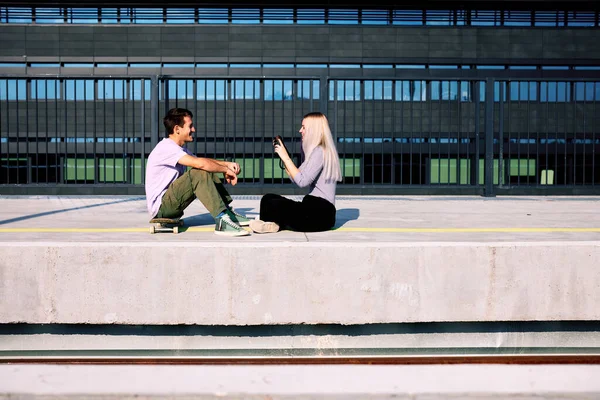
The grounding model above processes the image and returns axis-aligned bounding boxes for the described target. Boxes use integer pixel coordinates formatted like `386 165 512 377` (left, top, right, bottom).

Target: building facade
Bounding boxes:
1 1 599 194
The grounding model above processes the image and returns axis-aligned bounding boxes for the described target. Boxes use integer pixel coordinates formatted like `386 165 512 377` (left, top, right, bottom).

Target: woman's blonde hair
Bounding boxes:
301 112 342 182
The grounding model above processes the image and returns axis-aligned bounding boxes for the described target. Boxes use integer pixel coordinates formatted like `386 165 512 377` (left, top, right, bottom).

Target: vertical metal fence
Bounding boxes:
1 74 599 195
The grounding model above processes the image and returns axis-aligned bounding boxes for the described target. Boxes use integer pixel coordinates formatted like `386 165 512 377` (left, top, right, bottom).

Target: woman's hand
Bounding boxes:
274 139 290 162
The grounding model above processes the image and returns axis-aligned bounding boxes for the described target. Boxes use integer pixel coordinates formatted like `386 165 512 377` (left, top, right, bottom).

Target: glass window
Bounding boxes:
198 8 228 23
392 10 423 25
133 8 162 24
196 80 227 100
329 9 358 24
574 82 600 101
264 80 293 100
98 80 125 99
362 9 389 25
131 79 151 100
65 80 94 100
396 64 426 69
168 80 194 99
540 82 571 102
396 81 426 101
232 8 259 24
232 80 260 100
167 8 194 24
471 10 500 26
7 7 32 23
426 10 453 26
36 8 64 24
509 81 537 101
0 79 26 100
504 11 532 26
567 11 596 27
329 80 360 101
31 79 60 99
263 9 293 24
297 9 324 24
431 81 460 100
69 8 98 23
534 11 562 27
364 80 393 100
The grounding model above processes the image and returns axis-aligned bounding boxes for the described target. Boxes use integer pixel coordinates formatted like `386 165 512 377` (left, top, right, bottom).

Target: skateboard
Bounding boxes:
149 217 184 234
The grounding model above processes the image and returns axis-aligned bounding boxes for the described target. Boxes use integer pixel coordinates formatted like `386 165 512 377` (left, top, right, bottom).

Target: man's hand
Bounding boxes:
226 162 241 175
224 168 238 186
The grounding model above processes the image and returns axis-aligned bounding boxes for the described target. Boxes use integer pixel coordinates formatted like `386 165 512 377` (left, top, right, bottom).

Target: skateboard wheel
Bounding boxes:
150 226 156 234
173 226 179 234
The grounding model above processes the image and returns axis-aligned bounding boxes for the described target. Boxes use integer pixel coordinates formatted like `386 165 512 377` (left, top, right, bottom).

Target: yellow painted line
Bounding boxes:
335 227 600 233
0 227 599 234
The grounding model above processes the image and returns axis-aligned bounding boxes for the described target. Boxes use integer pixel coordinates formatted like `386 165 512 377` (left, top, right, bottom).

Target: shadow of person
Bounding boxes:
333 208 360 229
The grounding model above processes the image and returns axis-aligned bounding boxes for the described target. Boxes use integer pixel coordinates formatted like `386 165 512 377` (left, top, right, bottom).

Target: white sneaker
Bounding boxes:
249 219 280 234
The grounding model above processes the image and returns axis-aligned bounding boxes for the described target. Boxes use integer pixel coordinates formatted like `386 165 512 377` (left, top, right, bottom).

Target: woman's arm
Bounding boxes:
274 139 299 179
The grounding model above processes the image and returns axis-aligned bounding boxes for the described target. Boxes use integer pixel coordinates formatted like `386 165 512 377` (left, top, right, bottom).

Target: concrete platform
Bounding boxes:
0 195 599 325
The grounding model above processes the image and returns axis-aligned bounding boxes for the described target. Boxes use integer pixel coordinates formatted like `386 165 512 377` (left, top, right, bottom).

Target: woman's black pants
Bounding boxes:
259 194 336 232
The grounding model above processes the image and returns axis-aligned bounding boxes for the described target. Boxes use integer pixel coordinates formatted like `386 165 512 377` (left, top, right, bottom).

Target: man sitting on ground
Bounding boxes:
145 107 250 237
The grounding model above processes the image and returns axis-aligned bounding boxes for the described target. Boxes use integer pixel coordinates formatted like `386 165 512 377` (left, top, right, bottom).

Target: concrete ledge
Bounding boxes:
1 241 599 325
1 365 600 399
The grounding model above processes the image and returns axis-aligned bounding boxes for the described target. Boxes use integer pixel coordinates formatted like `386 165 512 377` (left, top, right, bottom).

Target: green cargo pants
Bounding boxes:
156 169 231 219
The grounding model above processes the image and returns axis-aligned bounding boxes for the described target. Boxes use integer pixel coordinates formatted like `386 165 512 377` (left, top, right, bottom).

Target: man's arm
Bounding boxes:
178 154 240 185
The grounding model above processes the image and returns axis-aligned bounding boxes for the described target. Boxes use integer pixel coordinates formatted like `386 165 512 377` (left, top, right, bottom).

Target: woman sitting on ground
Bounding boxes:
250 112 342 234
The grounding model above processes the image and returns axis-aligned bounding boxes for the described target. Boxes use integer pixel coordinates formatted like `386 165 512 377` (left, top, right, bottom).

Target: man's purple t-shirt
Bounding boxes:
145 138 192 218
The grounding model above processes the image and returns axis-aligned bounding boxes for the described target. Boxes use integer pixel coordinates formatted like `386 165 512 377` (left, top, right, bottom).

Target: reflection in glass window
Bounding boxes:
99 80 125 99
264 80 293 100
396 81 426 101
329 80 360 101
329 9 358 24
574 82 600 101
31 80 60 99
68 8 98 24
364 81 393 100
167 8 194 24
362 9 389 25
534 11 563 26
431 81 461 100
297 9 324 24
168 80 194 99
232 8 259 24
568 11 596 27
134 8 162 24
6 7 32 23
0 79 26 100
232 80 260 99
263 9 293 24
540 82 571 102
196 80 227 100
198 8 228 23
36 8 64 24
426 10 453 26
509 81 537 101
131 80 151 100
471 10 500 26
504 11 532 26
297 80 319 100
65 80 94 100
392 10 423 25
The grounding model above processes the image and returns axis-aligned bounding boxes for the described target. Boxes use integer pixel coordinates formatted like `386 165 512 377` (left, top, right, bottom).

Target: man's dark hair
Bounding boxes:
163 108 193 137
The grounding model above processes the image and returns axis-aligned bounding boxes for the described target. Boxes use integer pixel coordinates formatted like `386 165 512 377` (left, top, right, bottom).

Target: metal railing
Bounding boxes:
1 73 599 195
